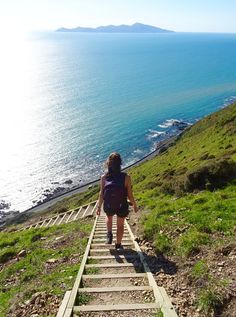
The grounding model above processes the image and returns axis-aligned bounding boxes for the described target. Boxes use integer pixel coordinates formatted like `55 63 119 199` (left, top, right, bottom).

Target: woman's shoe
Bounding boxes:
115 243 124 250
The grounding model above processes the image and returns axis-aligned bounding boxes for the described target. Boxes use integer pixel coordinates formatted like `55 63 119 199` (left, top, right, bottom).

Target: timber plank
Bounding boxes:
87 255 139 260
74 303 159 312
82 273 146 279
85 263 138 268
78 286 152 293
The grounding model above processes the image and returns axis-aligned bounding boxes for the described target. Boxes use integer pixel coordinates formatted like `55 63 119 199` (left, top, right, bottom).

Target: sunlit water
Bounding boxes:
0 32 236 212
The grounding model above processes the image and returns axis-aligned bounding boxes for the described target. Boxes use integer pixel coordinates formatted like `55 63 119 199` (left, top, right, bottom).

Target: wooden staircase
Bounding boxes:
57 214 178 317
21 201 98 231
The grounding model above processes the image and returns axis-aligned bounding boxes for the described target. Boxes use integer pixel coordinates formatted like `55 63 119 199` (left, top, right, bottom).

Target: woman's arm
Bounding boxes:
125 174 138 213
96 176 105 215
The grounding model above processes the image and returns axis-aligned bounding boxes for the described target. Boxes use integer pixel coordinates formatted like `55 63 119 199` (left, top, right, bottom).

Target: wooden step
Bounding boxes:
73 207 84 221
74 303 159 312
59 212 71 224
95 227 120 230
92 238 132 242
92 236 130 240
51 215 61 226
82 273 146 279
87 255 139 260
91 242 133 248
89 249 136 255
95 229 129 232
81 205 92 218
85 263 139 269
79 285 152 293
93 231 130 238
46 217 55 227
66 210 76 223
86 202 98 217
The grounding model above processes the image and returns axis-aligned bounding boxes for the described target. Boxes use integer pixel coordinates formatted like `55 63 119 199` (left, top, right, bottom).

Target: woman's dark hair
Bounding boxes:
106 152 122 176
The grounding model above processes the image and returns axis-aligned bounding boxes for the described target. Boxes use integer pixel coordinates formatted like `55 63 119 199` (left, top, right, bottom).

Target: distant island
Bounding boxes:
56 22 174 33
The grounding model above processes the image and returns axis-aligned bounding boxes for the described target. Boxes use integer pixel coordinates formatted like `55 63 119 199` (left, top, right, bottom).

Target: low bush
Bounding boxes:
184 158 236 191
0 249 17 264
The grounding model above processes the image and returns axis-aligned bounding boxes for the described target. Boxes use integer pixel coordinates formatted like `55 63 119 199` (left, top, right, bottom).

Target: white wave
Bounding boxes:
223 96 236 108
158 119 181 128
147 129 165 139
158 118 191 129
132 148 144 155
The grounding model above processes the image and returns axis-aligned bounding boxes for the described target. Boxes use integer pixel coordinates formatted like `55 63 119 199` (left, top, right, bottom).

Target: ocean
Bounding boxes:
0 32 236 213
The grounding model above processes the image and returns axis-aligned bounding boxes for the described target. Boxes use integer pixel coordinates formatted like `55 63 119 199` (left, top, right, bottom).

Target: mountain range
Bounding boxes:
56 22 174 33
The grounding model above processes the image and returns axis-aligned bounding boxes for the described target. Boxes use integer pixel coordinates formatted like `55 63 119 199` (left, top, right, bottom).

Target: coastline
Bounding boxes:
20 131 183 216
0 119 190 229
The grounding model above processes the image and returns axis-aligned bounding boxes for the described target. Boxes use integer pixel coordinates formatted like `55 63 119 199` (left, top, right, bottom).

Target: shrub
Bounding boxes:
144 180 160 190
193 197 207 204
160 182 175 195
184 158 236 191
0 249 17 264
0 238 19 248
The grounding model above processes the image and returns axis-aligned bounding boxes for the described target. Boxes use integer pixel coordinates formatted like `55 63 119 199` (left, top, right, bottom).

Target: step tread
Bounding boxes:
78 286 152 293
74 303 159 312
82 273 146 279
90 248 136 252
91 242 133 247
85 263 139 268
88 255 139 260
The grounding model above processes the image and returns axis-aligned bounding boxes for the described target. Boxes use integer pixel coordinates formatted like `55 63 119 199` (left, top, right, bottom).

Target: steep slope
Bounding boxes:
128 103 236 316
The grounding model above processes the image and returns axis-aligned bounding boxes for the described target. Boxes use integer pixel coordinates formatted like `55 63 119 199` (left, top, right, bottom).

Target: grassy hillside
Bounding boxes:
128 103 236 316
130 103 236 252
0 220 92 317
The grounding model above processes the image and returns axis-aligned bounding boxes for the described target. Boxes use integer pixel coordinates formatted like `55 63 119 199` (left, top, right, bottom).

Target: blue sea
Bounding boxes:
0 32 236 212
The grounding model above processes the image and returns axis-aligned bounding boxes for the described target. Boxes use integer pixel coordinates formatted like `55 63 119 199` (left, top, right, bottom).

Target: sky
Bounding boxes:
0 0 236 34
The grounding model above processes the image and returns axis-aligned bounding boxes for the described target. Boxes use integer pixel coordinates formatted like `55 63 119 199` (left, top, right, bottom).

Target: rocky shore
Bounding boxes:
0 200 19 228
1 119 191 228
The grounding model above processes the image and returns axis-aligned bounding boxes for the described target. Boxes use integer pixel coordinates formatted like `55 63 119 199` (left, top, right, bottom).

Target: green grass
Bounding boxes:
0 220 92 317
198 287 224 315
153 311 164 317
190 260 229 316
191 260 209 280
140 183 236 256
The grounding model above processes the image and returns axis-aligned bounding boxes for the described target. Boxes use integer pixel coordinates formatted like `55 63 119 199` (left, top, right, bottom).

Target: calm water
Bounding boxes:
0 32 236 212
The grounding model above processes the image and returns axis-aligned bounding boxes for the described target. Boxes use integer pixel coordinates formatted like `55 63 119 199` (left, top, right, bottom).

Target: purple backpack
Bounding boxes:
103 172 127 212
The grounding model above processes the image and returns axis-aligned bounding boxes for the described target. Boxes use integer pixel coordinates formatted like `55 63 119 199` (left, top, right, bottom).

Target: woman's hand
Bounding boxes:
96 206 101 216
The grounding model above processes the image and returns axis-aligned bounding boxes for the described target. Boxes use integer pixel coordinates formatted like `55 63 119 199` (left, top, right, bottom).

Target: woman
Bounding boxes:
96 152 138 249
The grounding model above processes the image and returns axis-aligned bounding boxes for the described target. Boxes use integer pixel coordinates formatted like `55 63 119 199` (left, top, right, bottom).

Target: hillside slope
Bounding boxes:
128 103 236 316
